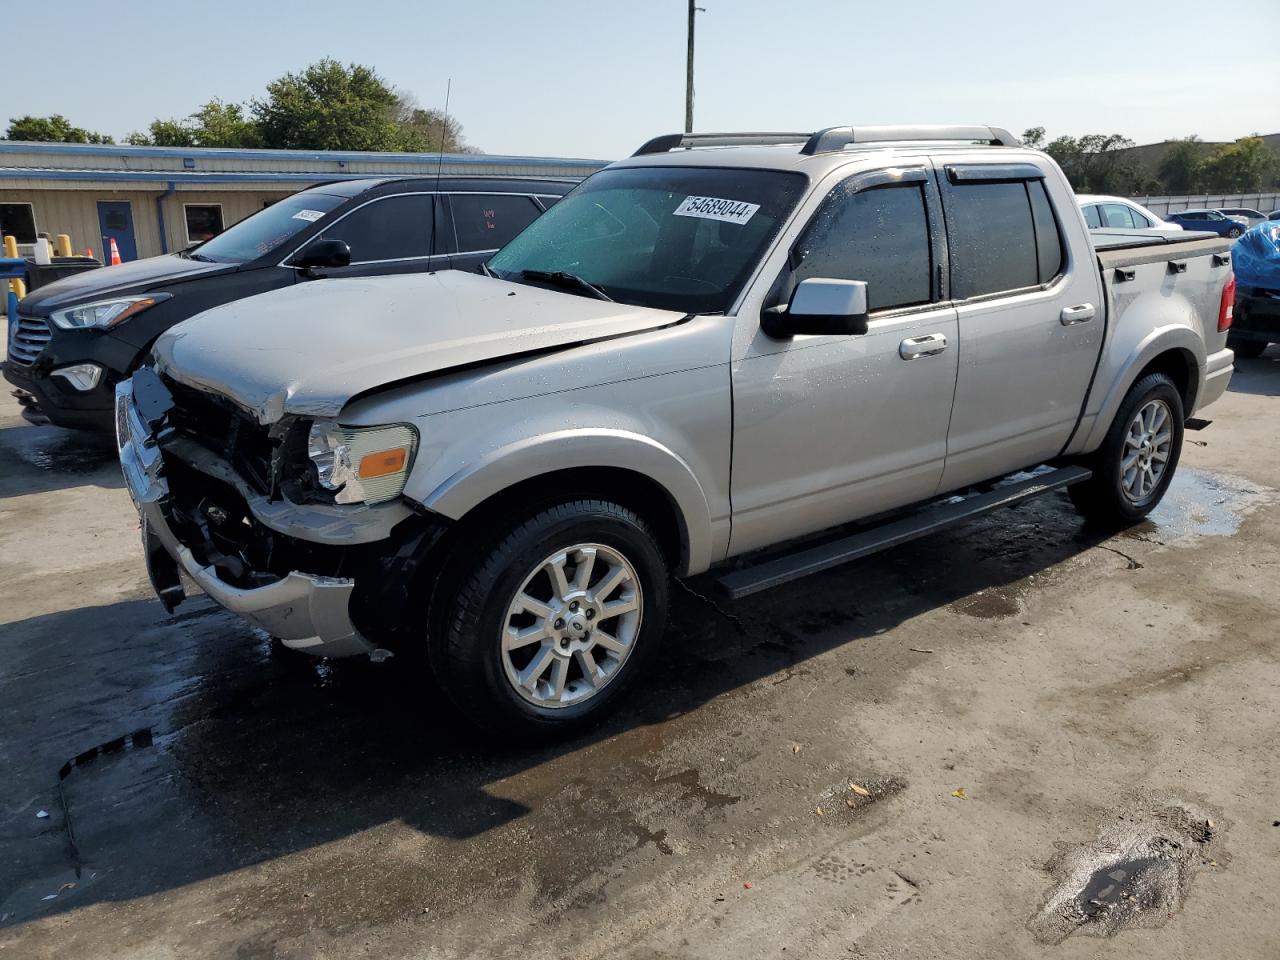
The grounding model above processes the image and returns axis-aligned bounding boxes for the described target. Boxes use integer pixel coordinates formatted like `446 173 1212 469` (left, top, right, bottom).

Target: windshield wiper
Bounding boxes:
186 252 215 262
519 269 613 302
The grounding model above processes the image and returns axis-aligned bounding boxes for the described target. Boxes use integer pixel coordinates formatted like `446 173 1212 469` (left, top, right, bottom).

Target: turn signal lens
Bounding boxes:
358 448 408 479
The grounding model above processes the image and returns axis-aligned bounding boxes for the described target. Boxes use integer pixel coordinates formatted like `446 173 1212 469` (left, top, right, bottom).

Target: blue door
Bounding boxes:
96 201 138 262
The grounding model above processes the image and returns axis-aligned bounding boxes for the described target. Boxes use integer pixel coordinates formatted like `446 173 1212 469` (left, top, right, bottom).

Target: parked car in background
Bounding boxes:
1078 195 1182 234
1220 208 1268 227
116 124 1236 734
1268 210 1280 221
1165 209 1247 238
4 176 574 431
1229 220 1280 358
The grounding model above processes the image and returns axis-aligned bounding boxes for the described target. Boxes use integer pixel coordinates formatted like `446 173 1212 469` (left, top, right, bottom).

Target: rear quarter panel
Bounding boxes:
1068 238 1232 454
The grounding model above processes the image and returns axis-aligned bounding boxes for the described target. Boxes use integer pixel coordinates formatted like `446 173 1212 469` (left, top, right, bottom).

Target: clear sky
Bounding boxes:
6 0 1278 159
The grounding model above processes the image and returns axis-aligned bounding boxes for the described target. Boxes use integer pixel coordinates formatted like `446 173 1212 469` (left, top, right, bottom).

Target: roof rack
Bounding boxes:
631 125 1020 157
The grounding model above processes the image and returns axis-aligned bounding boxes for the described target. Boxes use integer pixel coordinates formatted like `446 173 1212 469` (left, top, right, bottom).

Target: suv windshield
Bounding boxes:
488 166 807 313
190 192 345 263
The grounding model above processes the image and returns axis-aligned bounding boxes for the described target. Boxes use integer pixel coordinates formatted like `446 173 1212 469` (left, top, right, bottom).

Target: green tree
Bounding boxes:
1042 133 1138 193
252 59 403 150
392 95 478 153
1156 136 1205 194
1021 126 1046 150
1196 137 1278 192
127 118 197 147
190 100 261 148
5 114 113 144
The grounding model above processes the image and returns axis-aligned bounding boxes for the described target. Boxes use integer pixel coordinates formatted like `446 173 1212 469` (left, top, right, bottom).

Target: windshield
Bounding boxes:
488 166 807 313
191 192 345 263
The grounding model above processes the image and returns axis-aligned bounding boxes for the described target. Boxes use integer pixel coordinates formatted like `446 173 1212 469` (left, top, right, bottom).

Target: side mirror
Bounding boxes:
763 278 869 338
291 238 351 271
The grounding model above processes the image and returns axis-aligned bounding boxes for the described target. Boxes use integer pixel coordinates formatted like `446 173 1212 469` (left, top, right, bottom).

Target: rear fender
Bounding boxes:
1074 325 1202 453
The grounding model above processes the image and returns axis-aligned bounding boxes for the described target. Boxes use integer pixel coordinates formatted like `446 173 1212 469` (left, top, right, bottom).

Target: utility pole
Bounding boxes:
685 1 705 133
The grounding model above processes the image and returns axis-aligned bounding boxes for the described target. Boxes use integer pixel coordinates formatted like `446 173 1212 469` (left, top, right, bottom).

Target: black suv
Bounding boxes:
4 176 574 431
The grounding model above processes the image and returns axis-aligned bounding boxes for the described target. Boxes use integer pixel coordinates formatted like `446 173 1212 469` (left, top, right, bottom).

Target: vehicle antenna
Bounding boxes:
434 78 451 197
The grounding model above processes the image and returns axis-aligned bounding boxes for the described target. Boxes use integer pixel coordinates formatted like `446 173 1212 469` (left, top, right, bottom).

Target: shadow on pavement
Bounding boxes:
1227 345 1280 397
0 489 1124 929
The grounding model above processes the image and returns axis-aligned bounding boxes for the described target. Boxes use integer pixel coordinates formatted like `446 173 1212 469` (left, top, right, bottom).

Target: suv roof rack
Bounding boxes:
632 125 1020 157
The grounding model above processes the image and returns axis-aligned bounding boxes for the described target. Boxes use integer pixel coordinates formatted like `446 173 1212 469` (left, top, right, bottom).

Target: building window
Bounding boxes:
0 203 38 243
184 204 225 244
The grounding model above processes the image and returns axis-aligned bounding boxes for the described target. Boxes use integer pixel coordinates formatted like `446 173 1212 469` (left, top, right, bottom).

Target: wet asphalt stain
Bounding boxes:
1139 468 1271 542
814 776 908 822
6 427 118 475
654 768 741 810
1028 793 1225 944
951 588 1021 620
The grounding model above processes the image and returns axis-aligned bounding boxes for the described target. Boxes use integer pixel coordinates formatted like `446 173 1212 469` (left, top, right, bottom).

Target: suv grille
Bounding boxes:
7 315 51 366
162 377 277 494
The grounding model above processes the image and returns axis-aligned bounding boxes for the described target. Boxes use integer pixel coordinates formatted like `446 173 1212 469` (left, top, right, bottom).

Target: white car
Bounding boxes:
1220 208 1268 227
1078 195 1183 234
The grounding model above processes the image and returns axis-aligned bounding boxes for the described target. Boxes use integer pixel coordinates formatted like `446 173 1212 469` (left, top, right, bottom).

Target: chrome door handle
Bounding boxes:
1060 303 1096 325
899 333 948 360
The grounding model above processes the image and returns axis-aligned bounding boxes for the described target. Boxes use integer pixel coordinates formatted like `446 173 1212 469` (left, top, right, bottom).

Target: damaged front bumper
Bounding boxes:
116 374 436 659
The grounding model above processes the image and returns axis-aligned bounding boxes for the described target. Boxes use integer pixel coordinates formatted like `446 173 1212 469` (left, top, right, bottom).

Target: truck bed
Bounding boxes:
1089 229 1223 256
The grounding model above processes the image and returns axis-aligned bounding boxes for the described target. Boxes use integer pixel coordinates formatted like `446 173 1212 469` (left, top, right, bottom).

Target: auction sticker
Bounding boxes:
674 196 760 225
291 209 327 222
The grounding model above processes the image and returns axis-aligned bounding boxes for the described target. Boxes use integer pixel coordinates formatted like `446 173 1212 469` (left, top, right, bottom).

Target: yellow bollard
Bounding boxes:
56 234 73 258
2 235 16 258
10 277 27 299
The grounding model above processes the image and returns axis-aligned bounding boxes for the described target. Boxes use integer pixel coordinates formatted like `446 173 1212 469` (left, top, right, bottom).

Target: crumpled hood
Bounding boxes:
1233 221 1280 289
153 270 685 423
21 254 232 313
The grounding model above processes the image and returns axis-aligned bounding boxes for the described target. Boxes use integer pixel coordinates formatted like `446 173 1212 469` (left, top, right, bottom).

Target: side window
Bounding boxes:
1082 204 1103 229
946 181 1040 298
793 182 932 312
451 194 542 252
1129 207 1152 228
536 195 562 210
1027 181 1064 282
1101 203 1137 229
323 194 434 263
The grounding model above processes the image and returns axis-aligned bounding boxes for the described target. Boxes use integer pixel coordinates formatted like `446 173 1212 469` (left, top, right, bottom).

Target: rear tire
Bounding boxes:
1226 226 1243 239
1069 372 1184 525
429 498 669 737
1228 337 1268 360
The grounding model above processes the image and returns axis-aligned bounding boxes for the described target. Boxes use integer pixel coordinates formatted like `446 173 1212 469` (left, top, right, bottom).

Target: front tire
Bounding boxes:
1226 226 1243 239
1069 372 1184 525
430 499 669 736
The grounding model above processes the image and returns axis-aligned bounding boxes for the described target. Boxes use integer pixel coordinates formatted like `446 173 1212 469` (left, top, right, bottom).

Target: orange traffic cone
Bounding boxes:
84 248 93 258
108 237 122 265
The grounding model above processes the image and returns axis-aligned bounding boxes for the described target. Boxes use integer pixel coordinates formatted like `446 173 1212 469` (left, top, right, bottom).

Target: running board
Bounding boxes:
717 465 1093 600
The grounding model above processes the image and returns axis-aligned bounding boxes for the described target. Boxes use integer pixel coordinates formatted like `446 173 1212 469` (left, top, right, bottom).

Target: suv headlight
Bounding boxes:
49 294 171 330
307 421 418 505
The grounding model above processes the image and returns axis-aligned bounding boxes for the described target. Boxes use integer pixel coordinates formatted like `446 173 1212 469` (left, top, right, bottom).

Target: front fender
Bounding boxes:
1076 324 1203 453
418 428 718 575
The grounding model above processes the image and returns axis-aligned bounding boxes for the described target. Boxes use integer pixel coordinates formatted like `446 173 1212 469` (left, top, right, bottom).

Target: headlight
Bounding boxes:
307 421 418 505
49 294 171 330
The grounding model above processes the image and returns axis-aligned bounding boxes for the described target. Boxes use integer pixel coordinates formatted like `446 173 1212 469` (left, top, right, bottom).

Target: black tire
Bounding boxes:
1228 337 1268 360
429 499 669 737
1069 372 1184 525
1226 226 1243 239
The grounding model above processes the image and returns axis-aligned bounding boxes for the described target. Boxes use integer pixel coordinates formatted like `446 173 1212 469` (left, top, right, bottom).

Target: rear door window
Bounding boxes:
450 194 543 253
792 182 933 312
1082 204 1103 229
322 193 434 263
943 177 1064 298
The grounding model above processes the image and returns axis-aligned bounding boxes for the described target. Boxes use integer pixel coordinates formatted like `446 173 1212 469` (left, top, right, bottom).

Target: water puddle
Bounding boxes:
5 425 118 475
1135 468 1271 543
1028 793 1224 943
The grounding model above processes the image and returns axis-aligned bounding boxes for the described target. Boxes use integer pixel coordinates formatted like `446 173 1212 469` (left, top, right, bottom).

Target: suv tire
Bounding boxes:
1069 372 1184 524
1227 336 1268 360
430 499 669 736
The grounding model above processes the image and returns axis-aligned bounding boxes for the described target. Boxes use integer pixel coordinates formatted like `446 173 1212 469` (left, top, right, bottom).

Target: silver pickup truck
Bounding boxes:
116 125 1237 734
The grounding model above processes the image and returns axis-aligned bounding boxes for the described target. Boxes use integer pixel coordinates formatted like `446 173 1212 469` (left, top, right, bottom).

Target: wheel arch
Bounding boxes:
417 429 718 575
1079 329 1202 453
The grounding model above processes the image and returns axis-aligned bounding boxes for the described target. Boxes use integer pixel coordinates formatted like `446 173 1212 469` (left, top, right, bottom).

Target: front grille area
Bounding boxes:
162 376 277 494
7 314 50 366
